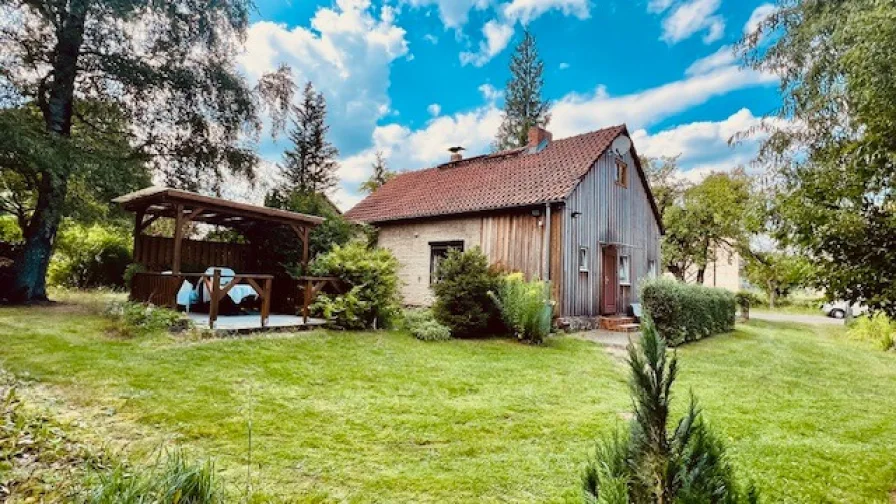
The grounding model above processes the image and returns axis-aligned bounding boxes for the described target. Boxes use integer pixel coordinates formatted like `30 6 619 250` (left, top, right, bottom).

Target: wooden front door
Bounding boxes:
601 246 618 315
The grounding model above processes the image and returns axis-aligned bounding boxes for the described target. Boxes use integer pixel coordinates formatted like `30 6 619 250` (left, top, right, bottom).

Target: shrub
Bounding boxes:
431 247 501 338
641 278 735 346
735 290 759 320
403 309 452 342
848 313 896 351
581 320 758 503
88 450 223 504
489 273 553 344
310 242 401 330
105 301 191 337
49 222 132 289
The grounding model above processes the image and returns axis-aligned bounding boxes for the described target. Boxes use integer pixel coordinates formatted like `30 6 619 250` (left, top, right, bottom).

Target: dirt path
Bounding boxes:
751 311 845 326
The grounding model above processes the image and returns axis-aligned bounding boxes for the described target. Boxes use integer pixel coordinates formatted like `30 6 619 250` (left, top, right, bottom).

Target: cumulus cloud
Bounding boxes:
459 20 514 67
401 0 491 30
478 83 504 103
427 103 442 116
652 0 726 44
237 0 408 155
502 0 590 25
685 45 736 76
744 3 777 35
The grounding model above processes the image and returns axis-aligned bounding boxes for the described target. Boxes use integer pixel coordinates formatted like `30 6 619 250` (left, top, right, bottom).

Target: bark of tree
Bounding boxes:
10 0 87 302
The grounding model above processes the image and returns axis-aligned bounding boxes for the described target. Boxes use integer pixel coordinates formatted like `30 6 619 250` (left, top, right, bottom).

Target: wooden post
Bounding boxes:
133 208 144 267
172 204 184 274
261 278 272 328
302 227 310 270
303 279 311 324
209 269 220 329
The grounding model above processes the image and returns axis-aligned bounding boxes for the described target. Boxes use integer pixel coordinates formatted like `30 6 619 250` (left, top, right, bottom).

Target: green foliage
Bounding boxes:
744 252 814 308
360 151 396 194
123 263 147 289
641 278 736 346
260 190 354 271
48 223 132 289
105 301 191 337
582 321 758 504
735 291 763 310
661 171 755 282
310 242 402 330
489 273 553 344
493 29 551 151
279 82 339 195
431 247 502 338
87 451 223 504
739 0 896 318
0 215 23 242
403 309 452 342
848 313 896 352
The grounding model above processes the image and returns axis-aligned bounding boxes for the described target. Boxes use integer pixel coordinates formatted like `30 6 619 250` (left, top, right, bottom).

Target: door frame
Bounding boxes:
601 245 618 315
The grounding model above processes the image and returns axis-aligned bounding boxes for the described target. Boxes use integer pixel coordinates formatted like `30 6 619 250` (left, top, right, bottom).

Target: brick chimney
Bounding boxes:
528 126 552 150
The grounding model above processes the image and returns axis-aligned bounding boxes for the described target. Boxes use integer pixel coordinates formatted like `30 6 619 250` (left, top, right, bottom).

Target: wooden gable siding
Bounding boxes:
478 208 563 311
559 148 661 316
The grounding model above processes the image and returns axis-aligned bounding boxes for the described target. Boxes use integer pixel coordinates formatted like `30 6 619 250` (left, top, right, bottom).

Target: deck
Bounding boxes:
186 312 327 332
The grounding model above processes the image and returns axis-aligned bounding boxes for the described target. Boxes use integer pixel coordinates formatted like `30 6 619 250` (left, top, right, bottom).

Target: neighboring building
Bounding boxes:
345 125 663 319
677 243 745 292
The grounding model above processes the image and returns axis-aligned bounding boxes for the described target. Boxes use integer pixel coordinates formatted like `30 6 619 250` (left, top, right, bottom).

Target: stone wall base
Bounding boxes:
555 316 600 332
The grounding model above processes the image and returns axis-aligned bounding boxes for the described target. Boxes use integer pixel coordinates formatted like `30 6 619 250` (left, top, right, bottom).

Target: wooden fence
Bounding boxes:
134 235 252 272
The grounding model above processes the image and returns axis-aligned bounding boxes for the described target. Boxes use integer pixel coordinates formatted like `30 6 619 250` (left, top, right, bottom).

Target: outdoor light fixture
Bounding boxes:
571 211 582 218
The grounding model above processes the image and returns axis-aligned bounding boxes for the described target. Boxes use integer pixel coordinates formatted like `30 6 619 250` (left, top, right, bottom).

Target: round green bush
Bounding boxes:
431 247 502 338
48 223 132 288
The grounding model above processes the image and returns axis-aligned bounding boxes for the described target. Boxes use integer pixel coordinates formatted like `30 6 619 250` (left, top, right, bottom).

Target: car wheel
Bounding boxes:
830 309 845 319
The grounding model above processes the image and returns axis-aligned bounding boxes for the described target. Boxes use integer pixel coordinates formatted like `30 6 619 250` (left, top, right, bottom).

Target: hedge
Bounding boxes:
641 278 736 346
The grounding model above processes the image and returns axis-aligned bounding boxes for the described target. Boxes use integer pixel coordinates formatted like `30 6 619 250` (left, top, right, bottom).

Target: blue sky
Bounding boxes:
230 0 781 210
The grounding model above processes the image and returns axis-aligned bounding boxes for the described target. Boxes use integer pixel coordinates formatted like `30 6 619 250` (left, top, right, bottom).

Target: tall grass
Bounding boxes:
87 450 223 504
489 273 553 344
848 313 896 351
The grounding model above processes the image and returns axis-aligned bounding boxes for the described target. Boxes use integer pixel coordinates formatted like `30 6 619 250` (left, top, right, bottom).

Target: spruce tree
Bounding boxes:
280 82 339 195
360 151 396 194
494 30 551 151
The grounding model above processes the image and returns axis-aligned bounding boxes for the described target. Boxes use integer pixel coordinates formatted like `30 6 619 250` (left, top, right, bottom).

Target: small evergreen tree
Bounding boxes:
494 30 551 151
280 82 339 195
582 320 758 503
360 151 396 194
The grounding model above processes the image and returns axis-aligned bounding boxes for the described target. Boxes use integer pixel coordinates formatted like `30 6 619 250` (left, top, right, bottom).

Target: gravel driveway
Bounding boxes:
750 311 845 326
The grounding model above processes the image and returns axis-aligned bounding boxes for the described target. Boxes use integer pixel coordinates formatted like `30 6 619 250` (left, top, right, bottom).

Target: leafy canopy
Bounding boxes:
739 0 896 316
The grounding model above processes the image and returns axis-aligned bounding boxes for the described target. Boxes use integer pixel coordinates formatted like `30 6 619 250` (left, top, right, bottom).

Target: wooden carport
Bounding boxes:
113 187 340 329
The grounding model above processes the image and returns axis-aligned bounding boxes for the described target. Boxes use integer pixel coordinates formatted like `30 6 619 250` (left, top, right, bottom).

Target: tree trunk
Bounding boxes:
768 281 777 309
695 266 706 285
10 0 87 303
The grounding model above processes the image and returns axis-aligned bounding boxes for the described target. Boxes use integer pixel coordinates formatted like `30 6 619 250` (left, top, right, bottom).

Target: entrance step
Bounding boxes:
599 316 639 333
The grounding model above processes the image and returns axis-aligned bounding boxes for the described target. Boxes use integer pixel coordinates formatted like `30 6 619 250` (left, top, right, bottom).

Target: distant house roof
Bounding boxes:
345 125 662 228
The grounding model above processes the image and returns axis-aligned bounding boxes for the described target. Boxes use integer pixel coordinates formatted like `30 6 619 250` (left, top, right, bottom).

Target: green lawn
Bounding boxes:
1 302 895 503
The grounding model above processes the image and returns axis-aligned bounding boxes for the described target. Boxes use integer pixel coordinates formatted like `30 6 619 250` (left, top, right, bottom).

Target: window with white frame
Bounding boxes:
619 255 631 285
579 247 589 272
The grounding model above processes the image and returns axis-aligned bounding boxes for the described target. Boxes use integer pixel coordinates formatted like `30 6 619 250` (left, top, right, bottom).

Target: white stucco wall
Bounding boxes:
377 217 483 305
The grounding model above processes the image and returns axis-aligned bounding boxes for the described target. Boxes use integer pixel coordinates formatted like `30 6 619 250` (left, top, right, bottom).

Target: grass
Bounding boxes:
1 299 895 502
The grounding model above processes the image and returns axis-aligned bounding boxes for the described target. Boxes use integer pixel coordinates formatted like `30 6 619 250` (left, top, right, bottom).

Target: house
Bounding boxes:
689 243 744 292
345 125 663 322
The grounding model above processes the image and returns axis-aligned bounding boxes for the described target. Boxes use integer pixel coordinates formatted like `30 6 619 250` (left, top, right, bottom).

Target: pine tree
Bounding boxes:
360 151 396 194
494 30 551 151
280 82 339 194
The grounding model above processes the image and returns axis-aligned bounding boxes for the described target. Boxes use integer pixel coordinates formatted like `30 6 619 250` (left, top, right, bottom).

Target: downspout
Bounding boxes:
543 203 551 281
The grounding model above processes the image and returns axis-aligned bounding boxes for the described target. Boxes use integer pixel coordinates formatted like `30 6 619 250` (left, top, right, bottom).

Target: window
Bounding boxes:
648 260 657 279
619 255 631 285
579 247 590 272
429 241 464 284
615 159 628 187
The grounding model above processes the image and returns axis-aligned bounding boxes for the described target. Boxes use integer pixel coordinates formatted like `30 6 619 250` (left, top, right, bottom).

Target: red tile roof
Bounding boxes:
345 125 661 227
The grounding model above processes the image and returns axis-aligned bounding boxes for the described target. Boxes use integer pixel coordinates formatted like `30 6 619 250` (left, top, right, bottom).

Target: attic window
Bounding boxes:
615 159 628 188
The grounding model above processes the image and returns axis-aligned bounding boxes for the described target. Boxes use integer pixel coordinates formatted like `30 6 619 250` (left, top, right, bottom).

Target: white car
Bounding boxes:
821 301 868 319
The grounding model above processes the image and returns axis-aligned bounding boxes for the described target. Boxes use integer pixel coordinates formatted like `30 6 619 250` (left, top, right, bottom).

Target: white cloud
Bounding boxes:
653 0 726 45
427 103 442 116
549 64 776 137
685 45 736 76
559 62 571 70
744 3 777 35
459 20 514 67
478 83 504 103
237 0 408 155
502 0 590 25
401 0 491 30
423 33 439 44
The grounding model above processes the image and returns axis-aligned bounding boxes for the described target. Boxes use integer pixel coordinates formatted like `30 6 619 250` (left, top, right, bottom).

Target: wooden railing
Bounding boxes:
131 271 342 328
131 271 273 329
